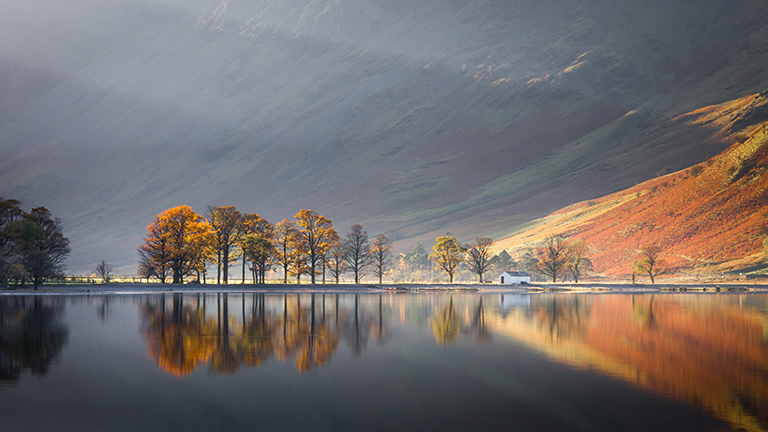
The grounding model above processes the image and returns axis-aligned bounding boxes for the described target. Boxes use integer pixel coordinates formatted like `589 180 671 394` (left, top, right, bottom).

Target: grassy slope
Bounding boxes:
492 91 768 276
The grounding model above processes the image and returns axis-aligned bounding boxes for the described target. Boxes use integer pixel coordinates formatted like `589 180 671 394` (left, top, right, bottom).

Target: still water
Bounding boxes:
1 292 766 431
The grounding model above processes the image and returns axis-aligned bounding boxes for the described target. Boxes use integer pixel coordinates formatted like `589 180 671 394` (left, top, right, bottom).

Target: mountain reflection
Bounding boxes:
0 297 69 385
489 294 768 432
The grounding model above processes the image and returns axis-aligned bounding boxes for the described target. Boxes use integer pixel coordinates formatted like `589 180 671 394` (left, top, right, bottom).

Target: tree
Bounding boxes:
241 234 274 284
0 199 23 287
327 240 347 284
404 241 429 274
465 237 495 283
274 219 299 284
496 249 514 270
294 210 337 284
536 235 568 283
139 206 210 284
343 224 371 284
240 214 273 284
429 234 464 283
137 250 159 283
207 206 244 284
95 260 114 283
370 234 392 284
4 207 71 289
633 245 666 283
566 239 592 283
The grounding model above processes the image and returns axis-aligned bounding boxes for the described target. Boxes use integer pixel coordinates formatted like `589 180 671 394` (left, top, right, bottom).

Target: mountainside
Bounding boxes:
2 0 768 273
492 91 768 277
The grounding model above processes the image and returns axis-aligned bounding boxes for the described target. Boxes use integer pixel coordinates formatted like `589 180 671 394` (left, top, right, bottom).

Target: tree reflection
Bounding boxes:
430 297 461 345
0 297 69 384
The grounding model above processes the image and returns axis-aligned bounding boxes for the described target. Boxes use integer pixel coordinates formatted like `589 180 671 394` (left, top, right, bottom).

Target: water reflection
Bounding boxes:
490 294 768 432
0 297 69 385
1 292 767 431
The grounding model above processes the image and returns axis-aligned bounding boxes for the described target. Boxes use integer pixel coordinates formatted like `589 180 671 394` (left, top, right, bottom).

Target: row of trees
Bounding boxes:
136 205 675 285
138 206 394 284
0 199 71 289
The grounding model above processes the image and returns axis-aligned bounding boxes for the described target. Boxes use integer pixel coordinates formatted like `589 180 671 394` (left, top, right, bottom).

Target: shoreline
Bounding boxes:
2 282 767 295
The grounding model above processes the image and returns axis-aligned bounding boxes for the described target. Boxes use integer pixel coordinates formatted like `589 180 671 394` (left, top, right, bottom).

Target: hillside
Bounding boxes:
492 91 768 277
2 0 768 273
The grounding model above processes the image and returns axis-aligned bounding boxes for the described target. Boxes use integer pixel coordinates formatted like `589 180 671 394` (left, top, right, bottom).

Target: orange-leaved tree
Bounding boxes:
239 213 273 284
139 205 211 284
273 219 299 283
294 209 337 284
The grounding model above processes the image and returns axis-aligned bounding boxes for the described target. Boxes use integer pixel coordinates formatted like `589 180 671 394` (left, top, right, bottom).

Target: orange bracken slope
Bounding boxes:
493 91 768 276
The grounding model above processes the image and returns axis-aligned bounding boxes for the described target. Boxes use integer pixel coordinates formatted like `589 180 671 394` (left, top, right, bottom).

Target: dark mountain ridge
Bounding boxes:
2 0 768 273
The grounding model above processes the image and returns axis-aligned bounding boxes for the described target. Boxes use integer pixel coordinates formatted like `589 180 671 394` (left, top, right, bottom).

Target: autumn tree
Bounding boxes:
343 224 371 284
294 210 337 284
240 214 273 284
633 245 666 283
95 260 114 283
465 237 495 283
566 239 592 283
429 234 464 283
326 240 347 284
274 219 299 283
241 234 274 284
207 206 245 284
370 234 392 284
139 206 210 284
536 235 568 283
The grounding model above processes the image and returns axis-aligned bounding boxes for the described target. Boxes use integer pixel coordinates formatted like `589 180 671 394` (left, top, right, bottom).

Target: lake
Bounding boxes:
0 291 766 431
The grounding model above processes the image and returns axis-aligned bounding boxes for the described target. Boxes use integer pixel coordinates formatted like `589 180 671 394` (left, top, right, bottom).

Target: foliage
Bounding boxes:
274 219 300 283
240 214 274 284
0 200 70 289
294 209 337 284
429 234 464 283
404 242 429 272
138 206 211 284
207 206 245 284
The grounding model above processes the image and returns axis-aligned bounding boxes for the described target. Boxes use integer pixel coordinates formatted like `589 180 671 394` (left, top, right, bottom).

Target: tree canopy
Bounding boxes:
429 234 464 283
0 199 70 289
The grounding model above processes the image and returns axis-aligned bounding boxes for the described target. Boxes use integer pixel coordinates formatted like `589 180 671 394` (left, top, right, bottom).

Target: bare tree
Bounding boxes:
343 224 371 284
327 241 347 284
633 245 666 283
465 237 495 283
536 235 568 282
370 234 392 284
566 239 591 283
95 260 114 283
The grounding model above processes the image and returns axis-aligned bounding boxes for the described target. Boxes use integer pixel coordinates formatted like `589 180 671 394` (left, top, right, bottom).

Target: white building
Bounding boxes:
498 271 531 285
